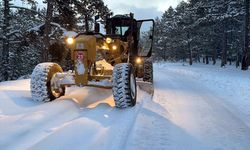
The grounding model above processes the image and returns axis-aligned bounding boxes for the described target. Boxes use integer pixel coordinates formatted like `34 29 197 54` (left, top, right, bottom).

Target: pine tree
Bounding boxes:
10 5 43 79
153 17 164 61
154 0 246 68
242 0 249 70
43 0 53 61
54 0 76 30
2 0 11 80
0 3 3 68
74 0 112 32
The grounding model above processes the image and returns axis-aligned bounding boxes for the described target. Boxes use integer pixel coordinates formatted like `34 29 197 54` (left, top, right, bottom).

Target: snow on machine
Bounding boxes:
30 13 154 108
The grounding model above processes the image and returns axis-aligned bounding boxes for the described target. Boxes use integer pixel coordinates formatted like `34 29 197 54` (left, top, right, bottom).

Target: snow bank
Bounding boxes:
0 78 151 150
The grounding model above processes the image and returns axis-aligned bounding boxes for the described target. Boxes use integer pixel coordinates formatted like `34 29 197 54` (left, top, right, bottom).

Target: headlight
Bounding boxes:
136 57 142 64
106 37 112 44
112 45 117 50
66 37 74 45
102 45 108 50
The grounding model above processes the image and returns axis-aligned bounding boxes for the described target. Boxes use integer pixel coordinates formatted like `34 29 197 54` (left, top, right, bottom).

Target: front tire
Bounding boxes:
112 63 137 108
30 63 65 102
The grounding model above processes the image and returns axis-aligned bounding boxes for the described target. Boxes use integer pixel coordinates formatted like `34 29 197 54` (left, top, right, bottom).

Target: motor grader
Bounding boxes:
30 13 154 108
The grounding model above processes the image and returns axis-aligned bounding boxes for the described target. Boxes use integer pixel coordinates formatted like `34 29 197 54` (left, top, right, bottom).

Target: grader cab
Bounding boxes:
30 13 154 108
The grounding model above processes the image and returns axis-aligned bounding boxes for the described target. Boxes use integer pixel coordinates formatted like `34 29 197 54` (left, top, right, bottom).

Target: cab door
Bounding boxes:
137 19 155 57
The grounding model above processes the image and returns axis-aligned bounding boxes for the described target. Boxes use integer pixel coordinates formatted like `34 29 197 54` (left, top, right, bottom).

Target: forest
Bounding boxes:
153 0 249 69
0 0 249 81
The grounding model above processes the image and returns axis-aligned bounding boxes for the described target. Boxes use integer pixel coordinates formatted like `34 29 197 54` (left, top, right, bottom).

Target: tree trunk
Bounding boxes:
187 31 192 65
236 49 240 68
2 0 10 80
85 15 89 32
221 22 227 67
212 48 217 65
242 0 249 70
205 55 209 64
197 56 200 63
43 0 53 62
197 50 201 63
164 49 167 61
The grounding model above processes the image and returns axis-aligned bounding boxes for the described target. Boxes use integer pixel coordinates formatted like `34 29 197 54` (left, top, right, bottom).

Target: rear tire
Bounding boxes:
143 60 153 83
30 63 65 102
112 63 137 108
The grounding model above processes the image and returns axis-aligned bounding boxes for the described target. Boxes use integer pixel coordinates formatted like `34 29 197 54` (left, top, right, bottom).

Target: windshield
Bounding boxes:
114 26 129 36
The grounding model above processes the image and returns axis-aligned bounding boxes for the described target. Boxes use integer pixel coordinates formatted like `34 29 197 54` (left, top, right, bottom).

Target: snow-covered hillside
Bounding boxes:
0 63 250 150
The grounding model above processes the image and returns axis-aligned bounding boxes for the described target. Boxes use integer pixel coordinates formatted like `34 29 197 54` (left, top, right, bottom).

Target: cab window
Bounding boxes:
114 26 129 36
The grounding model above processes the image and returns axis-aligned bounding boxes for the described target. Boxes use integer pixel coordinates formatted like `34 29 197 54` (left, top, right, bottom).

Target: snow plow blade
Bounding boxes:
137 81 154 95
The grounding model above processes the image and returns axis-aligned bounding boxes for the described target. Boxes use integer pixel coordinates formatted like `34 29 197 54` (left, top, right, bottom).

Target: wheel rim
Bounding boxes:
50 74 63 98
51 86 63 98
130 73 136 99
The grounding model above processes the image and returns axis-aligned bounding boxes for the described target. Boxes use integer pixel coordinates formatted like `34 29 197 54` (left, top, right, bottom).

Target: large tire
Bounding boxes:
143 60 153 83
30 63 65 102
112 63 137 108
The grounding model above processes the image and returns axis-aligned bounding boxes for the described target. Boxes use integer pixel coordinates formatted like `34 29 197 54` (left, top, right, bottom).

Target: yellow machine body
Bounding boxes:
68 34 128 87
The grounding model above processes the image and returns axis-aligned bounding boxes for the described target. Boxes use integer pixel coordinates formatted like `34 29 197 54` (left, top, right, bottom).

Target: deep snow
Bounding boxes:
0 62 250 150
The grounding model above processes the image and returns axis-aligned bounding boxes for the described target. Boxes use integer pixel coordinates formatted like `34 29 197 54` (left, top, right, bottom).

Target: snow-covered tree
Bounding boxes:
154 0 247 68
242 0 249 70
0 3 3 66
1 0 11 80
54 0 76 30
74 0 112 32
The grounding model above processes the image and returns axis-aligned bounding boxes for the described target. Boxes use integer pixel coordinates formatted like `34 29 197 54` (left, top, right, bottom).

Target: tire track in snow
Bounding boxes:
126 68 209 150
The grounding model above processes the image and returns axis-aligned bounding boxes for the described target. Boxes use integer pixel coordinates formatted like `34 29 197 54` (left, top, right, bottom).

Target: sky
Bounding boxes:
103 0 185 19
13 0 185 20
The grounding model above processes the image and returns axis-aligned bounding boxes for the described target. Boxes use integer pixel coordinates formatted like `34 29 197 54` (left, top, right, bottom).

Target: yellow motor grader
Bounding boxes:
30 13 154 108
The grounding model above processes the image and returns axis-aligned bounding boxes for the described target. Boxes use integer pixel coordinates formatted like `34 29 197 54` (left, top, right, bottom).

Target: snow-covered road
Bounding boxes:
127 63 250 150
0 80 151 150
1 63 250 150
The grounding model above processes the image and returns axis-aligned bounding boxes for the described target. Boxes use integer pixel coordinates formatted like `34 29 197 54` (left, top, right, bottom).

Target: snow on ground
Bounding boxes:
155 62 250 126
0 62 250 150
0 79 151 150
126 62 250 150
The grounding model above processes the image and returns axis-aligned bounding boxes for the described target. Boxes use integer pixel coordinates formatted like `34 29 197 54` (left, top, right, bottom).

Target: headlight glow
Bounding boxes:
136 57 142 64
66 37 74 45
112 45 117 50
106 37 112 44
102 45 108 49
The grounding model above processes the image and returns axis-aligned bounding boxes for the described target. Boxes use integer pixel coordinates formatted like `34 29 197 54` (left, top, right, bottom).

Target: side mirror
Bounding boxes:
136 19 155 57
95 23 100 33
